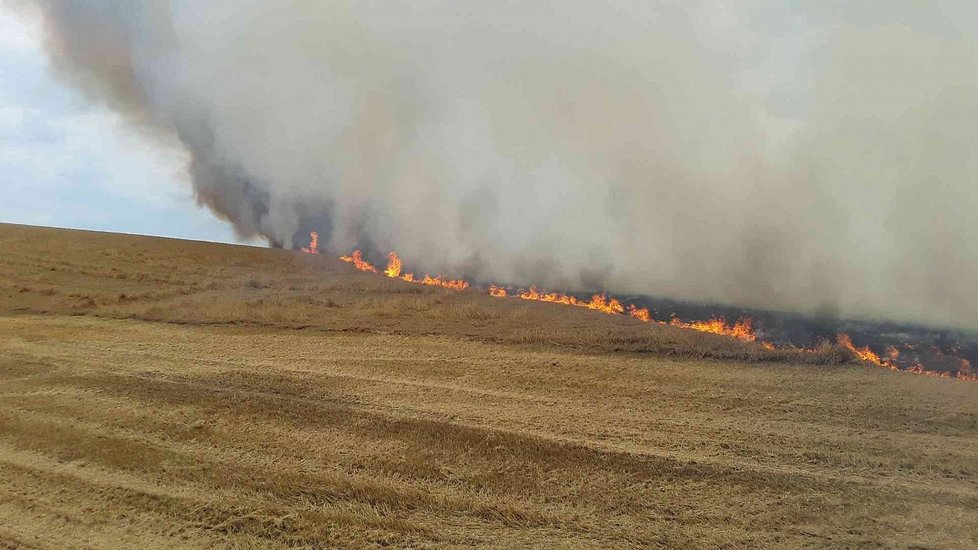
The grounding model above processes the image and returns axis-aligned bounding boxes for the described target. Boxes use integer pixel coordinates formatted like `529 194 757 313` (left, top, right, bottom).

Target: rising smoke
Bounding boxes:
11 1 978 330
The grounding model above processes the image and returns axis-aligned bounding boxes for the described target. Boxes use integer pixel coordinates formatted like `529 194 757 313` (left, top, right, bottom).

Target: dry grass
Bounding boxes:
1 223 977 549
0 224 848 364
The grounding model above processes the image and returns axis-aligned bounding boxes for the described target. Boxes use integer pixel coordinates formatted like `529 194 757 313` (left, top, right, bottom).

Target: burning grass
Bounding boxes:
305 234 975 379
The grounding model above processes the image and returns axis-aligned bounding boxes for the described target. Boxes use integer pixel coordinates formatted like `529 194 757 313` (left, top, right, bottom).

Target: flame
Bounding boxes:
339 249 377 273
384 252 418 282
627 304 651 322
300 231 319 254
670 316 757 342
420 274 469 291
489 285 508 297
836 333 900 370
837 333 883 365
518 287 581 306
517 287 757 341
385 252 402 278
337 247 464 289
381 250 467 288
836 334 977 379
516 286 625 315
587 294 625 315
303 231 975 382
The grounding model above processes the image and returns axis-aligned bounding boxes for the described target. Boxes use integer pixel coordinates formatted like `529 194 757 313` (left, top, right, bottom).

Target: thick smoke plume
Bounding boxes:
12 1 978 330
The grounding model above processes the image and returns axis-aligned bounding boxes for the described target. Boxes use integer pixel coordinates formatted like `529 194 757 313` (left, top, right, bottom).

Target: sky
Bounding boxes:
0 5 244 243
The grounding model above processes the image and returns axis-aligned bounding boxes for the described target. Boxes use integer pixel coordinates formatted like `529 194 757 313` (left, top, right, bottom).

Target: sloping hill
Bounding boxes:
1 223 976 549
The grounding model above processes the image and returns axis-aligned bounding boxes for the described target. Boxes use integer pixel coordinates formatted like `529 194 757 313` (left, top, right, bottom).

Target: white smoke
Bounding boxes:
11 0 978 330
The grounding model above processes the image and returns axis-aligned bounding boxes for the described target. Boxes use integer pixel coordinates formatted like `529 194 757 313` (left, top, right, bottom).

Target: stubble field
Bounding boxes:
1 223 976 549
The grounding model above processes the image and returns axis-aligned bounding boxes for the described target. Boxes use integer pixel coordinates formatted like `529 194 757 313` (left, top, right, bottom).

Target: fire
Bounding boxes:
627 304 651 322
836 334 883 365
516 286 625 315
383 252 418 282
835 334 978 379
837 333 883 365
300 230 975 382
836 334 901 371
301 231 319 254
341 247 467 290
505 280 756 345
588 294 625 315
339 249 377 273
517 286 582 306
489 285 508 297
670 316 757 342
420 274 469 291
385 252 402 278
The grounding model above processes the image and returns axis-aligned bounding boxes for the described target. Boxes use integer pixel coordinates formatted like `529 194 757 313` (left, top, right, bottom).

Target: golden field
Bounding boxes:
0 222 976 549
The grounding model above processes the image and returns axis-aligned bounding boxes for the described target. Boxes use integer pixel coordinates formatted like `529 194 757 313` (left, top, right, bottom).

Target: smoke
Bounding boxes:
12 0 978 330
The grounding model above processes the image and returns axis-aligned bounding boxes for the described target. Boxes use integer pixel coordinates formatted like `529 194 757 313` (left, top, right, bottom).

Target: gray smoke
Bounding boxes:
11 0 978 330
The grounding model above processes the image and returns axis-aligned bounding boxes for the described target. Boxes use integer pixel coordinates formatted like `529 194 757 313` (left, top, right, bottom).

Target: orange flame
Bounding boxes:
385 252 402 278
627 304 651 322
344 247 465 289
489 285 508 297
519 287 581 307
300 231 319 254
420 274 469 291
311 231 976 382
836 333 899 371
670 316 757 342
837 334 883 365
836 334 977 379
516 286 757 340
586 294 625 315
339 249 377 273
386 252 417 281
516 286 628 316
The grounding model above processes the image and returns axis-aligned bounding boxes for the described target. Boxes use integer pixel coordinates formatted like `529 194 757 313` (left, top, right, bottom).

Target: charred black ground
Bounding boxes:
624 294 977 376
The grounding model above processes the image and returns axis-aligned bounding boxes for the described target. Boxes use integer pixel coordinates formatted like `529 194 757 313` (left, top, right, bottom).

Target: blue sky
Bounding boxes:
0 6 246 244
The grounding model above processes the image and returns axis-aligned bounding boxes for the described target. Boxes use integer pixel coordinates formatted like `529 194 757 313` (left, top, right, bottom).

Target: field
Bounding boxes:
1 222 977 549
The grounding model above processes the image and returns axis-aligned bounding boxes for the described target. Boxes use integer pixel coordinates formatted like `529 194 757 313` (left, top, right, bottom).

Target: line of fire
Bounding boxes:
301 231 976 382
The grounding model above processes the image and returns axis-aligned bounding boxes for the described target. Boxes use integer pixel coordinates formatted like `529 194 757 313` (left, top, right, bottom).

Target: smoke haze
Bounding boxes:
11 0 978 330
